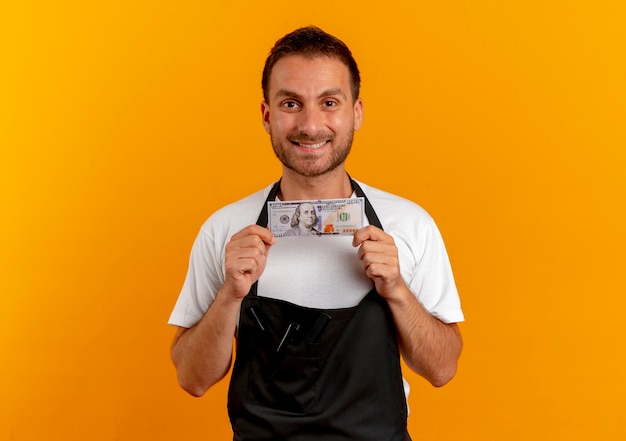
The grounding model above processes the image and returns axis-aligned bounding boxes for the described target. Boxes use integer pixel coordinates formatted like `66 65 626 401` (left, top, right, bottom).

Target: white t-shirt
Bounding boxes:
169 180 464 328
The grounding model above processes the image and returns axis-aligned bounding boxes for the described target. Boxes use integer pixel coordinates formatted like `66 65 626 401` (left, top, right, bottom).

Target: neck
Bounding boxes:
279 167 352 200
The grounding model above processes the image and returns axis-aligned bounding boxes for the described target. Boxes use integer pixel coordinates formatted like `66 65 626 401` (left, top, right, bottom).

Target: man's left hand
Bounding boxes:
353 225 406 300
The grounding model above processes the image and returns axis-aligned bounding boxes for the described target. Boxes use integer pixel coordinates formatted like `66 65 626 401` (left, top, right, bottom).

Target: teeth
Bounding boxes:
298 141 327 149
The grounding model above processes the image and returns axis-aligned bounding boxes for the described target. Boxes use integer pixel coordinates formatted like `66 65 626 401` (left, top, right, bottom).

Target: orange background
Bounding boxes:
2 1 625 440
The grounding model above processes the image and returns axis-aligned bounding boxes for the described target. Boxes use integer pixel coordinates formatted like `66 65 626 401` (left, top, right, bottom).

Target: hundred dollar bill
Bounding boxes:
268 197 364 237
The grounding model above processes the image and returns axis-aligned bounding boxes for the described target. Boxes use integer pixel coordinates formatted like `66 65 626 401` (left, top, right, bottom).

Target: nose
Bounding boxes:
297 106 323 135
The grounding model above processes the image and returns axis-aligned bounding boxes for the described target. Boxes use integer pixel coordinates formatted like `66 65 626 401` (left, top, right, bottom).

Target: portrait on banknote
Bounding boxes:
283 202 320 236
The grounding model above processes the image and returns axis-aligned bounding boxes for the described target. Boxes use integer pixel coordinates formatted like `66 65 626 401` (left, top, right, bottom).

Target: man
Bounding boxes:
283 202 320 236
169 26 463 440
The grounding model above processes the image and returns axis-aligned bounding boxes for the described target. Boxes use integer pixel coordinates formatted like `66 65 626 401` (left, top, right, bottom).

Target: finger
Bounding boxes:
360 248 399 269
364 260 401 283
228 230 275 260
225 242 264 277
252 225 276 246
352 225 384 247
356 238 391 258
231 224 276 246
229 234 268 252
364 261 386 279
227 245 265 263
225 247 269 280
228 255 264 275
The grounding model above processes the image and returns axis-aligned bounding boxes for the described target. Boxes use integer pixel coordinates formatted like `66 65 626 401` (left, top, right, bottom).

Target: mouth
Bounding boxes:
290 139 330 150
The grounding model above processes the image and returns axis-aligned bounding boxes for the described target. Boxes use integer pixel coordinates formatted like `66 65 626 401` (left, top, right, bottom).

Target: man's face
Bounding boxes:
261 55 363 178
298 203 316 228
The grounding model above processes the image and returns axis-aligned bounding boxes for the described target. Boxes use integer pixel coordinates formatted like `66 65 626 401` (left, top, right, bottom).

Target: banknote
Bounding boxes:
268 198 364 237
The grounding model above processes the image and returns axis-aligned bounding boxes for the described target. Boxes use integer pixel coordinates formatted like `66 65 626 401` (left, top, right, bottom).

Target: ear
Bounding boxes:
261 101 271 134
353 98 364 131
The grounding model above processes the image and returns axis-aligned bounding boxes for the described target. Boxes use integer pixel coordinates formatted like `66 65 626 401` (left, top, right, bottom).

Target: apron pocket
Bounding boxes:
245 329 320 414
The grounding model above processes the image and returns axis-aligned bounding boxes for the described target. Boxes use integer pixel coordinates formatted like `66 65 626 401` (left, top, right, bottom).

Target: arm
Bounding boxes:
171 225 275 397
353 226 462 387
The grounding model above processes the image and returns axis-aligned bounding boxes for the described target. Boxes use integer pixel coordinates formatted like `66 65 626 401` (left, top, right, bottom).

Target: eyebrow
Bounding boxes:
274 87 347 100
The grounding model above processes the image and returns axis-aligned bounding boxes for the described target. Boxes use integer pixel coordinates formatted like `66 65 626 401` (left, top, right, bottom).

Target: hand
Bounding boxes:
223 225 275 299
353 225 406 300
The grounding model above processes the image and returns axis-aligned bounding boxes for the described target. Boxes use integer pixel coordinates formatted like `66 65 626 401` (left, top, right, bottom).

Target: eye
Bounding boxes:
281 100 300 110
323 100 337 107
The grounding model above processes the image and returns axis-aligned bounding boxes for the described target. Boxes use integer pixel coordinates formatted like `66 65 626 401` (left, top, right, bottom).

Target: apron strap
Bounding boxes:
348 175 383 231
255 179 282 228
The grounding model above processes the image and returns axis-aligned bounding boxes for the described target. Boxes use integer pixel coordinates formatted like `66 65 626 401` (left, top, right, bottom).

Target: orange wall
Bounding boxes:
2 1 625 440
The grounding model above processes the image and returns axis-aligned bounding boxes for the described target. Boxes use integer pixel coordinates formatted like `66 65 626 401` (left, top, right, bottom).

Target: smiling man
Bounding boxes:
169 26 464 441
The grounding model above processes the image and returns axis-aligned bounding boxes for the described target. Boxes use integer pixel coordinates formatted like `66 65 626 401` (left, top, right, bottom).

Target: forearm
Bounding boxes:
386 286 462 387
171 288 243 397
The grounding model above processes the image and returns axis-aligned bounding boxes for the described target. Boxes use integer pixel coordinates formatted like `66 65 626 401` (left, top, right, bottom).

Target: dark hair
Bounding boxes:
262 26 361 103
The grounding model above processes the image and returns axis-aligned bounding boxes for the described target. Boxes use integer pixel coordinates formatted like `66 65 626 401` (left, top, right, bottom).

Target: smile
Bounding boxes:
291 140 329 149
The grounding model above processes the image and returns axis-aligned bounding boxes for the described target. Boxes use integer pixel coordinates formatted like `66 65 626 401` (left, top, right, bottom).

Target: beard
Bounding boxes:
270 129 354 178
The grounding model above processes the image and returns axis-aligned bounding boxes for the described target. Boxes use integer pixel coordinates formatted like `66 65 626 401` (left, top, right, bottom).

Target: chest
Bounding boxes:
258 235 374 309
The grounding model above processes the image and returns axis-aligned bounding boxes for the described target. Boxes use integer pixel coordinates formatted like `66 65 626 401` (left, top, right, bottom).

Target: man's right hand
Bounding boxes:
223 225 276 299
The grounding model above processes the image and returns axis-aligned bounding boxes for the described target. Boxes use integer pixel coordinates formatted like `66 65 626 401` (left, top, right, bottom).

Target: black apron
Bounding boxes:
228 179 411 441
